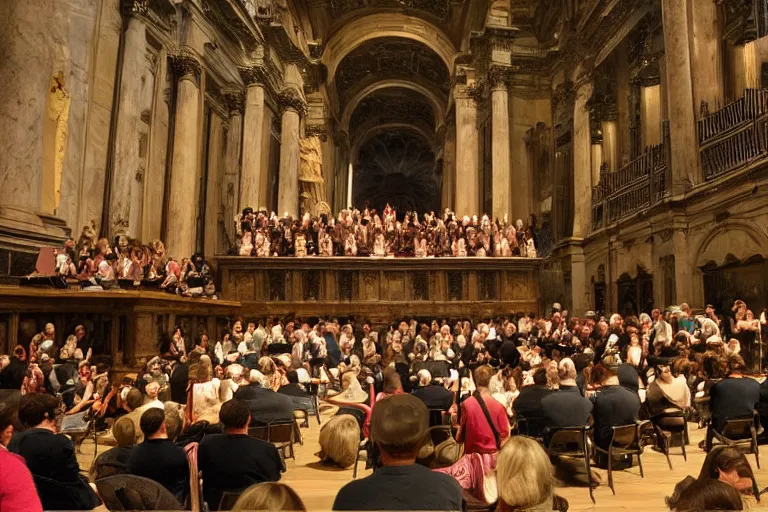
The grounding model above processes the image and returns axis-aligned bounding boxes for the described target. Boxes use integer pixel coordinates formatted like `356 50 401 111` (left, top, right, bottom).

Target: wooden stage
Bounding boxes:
215 256 542 323
75 404 768 512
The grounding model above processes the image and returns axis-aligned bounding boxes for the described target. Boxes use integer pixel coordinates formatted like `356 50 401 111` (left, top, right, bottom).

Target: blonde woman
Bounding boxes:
496 436 557 512
317 414 361 468
231 482 306 512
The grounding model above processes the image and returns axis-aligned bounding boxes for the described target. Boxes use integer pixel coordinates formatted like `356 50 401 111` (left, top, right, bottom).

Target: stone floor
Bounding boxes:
75 404 768 511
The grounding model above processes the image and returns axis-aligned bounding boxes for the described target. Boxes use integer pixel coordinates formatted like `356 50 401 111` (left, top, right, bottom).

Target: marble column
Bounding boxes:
590 142 603 188
238 67 266 211
491 74 511 221
223 91 244 247
601 120 619 171
662 0 699 192
166 52 202 260
277 91 305 218
690 0 724 115
454 92 480 217
572 78 593 238
109 11 147 238
441 116 456 211
0 0 69 249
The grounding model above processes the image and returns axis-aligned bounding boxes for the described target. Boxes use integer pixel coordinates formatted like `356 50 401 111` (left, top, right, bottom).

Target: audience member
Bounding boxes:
590 363 641 452
496 436 560 512
513 367 551 433
411 370 454 411
127 407 189 499
646 364 691 417
198 399 284 510
708 355 760 437
540 358 593 430
234 370 295 426
232 482 306 512
89 416 135 481
0 442 43 512
333 394 462 511
318 414 361 468
9 393 100 510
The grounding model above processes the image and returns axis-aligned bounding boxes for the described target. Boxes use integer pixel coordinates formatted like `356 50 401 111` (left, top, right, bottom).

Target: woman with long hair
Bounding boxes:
232 482 306 512
496 436 560 512
317 414 361 468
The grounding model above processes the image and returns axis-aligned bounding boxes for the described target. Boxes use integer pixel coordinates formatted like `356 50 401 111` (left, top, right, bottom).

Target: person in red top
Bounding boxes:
0 448 43 512
435 364 510 503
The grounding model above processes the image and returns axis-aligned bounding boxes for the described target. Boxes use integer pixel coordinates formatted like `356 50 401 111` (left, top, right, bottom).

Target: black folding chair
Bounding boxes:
707 416 760 468
593 421 649 495
546 426 595 503
95 474 183 510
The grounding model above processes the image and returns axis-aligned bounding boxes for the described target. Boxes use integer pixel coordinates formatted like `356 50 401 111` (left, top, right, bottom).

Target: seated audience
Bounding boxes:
198 399 284 510
318 414 361 468
127 407 189 500
89 416 135 481
278 370 310 398
187 355 222 424
376 367 404 401
333 394 462 510
9 393 100 510
496 436 563 512
436 365 510 503
232 482 306 512
709 355 760 435
590 363 641 452
540 358 593 430
0 401 20 447
411 370 454 411
234 370 295 426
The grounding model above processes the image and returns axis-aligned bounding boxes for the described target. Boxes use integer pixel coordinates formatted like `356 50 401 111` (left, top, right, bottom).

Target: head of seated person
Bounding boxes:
558 358 577 387
113 416 136 447
318 414 360 468
286 370 299 385
726 354 747 377
0 401 21 447
496 436 558 511
666 479 743 512
126 388 144 411
17 392 58 430
220 398 250 434
139 407 168 440
231 482 306 512
370 394 430 466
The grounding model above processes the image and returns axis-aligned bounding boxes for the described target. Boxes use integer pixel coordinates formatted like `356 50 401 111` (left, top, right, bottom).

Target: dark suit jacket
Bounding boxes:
541 386 593 428
412 385 454 411
234 384 295 426
513 386 551 419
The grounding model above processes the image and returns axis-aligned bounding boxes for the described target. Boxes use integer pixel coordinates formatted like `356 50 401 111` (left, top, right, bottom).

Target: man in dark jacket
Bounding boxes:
234 375 295 426
411 370 453 411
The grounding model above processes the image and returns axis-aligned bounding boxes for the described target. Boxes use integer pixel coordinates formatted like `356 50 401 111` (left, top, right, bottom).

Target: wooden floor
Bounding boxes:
77 404 768 511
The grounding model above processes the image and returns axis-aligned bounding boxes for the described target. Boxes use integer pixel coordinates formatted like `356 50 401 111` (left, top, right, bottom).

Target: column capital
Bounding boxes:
488 65 511 91
573 72 593 93
223 90 245 115
277 89 307 117
170 50 202 82
238 65 269 87
454 84 480 108
120 0 148 17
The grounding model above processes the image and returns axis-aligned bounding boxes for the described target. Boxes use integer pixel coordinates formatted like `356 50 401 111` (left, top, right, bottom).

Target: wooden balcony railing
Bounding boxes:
698 88 768 181
591 121 670 231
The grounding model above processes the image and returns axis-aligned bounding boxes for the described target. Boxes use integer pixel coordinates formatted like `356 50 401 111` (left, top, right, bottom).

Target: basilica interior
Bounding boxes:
3 0 768 510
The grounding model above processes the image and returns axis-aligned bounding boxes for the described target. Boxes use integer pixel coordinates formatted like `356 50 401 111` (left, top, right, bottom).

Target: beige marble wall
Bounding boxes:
690 0 724 114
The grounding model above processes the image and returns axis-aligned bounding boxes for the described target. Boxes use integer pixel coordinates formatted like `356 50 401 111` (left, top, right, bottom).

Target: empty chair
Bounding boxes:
95 474 184 511
546 426 595 503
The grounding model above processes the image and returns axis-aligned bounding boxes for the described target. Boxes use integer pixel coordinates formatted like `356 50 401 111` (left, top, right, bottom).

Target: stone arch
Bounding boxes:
322 13 456 86
352 122 436 162
695 221 768 268
341 79 446 133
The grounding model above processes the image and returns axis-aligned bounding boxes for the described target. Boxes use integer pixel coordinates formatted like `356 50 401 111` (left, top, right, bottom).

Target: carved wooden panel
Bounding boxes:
268 271 286 301
303 270 320 301
478 271 498 301
412 271 429 301
236 273 255 302
360 271 379 301
338 271 353 302
385 272 407 301
447 271 463 301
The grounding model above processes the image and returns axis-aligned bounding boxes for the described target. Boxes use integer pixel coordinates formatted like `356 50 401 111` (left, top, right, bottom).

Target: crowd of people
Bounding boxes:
1 300 767 511
234 206 540 258
39 227 216 297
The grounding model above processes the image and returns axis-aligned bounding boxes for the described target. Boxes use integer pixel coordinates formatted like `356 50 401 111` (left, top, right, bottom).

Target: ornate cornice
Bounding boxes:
238 65 269 86
120 0 148 16
223 90 245 115
277 89 307 117
170 50 202 81
305 124 328 141
488 65 511 89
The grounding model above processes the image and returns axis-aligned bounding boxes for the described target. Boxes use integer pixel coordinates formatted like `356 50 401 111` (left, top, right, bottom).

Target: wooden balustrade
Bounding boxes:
591 121 670 230
698 89 768 181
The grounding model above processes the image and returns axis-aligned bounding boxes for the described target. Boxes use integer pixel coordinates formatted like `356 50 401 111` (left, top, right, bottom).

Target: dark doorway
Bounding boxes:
703 258 768 316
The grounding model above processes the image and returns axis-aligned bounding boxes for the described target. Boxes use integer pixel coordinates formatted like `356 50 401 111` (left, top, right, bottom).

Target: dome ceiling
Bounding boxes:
349 87 436 137
327 0 453 25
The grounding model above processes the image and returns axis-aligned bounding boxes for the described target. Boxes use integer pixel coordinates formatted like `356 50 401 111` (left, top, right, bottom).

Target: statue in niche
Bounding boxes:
47 72 70 213
299 136 330 217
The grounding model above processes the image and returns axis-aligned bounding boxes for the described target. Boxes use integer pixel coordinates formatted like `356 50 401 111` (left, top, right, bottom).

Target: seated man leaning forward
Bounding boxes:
332 394 463 511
